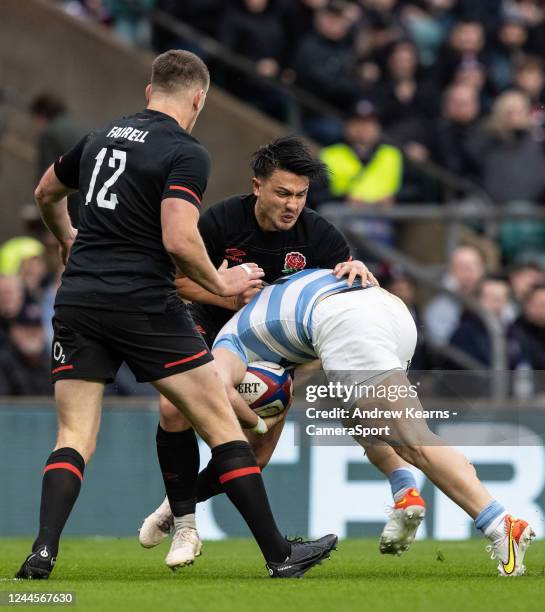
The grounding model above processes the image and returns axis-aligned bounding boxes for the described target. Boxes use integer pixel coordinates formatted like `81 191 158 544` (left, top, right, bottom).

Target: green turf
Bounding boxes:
1 538 545 611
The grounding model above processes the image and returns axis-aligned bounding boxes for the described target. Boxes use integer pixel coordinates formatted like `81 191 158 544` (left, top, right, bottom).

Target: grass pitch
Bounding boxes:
2 538 545 611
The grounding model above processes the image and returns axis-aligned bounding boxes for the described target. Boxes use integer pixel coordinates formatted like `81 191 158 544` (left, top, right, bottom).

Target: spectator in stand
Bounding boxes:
319 101 403 206
451 56 493 113
505 0 545 58
0 303 51 396
359 0 406 65
30 93 87 227
514 56 545 140
400 0 453 67
317 101 403 247
0 237 44 278
450 274 512 367
292 1 362 113
424 244 486 345
507 261 545 316
510 284 545 370
470 89 545 204
218 0 288 118
489 16 529 93
0 275 25 348
30 94 88 178
434 19 488 89
278 0 329 59
429 83 482 179
515 55 545 104
373 40 439 141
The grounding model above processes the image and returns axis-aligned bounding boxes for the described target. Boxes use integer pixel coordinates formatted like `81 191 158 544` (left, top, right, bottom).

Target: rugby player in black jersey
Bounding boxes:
139 137 424 565
16 50 337 580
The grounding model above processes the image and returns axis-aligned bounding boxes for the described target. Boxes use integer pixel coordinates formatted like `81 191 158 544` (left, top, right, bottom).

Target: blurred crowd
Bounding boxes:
53 0 545 263
10 0 544 397
382 246 545 384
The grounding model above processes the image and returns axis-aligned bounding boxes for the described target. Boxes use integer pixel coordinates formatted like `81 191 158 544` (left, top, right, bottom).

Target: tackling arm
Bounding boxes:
161 198 264 297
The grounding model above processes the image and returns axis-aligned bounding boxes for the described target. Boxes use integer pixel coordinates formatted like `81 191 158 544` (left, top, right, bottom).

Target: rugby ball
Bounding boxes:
237 361 293 417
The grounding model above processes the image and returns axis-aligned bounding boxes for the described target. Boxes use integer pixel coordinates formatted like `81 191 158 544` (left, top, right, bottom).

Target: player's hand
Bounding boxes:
262 406 290 430
233 285 264 310
217 259 265 297
59 228 78 265
333 259 379 288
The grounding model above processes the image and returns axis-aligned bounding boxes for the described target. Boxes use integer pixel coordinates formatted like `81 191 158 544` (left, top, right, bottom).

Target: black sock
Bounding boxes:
156 425 199 517
211 441 290 563
196 464 222 502
32 447 85 557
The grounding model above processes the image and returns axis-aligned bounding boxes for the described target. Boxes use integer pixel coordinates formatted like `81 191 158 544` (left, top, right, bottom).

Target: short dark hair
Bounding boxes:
477 273 509 296
151 50 209 93
251 136 328 183
30 94 66 120
508 261 544 276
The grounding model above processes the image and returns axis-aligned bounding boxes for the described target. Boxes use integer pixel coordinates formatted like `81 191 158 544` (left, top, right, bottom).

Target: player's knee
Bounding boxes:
159 394 192 431
159 408 189 431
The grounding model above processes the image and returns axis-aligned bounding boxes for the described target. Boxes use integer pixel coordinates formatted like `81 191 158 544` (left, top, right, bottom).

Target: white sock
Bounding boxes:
484 511 508 540
174 513 196 532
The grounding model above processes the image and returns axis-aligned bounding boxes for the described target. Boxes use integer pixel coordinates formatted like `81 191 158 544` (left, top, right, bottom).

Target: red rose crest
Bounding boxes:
283 251 307 273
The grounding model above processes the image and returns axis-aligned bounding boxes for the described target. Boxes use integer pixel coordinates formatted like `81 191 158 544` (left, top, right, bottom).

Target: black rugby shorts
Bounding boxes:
51 301 212 384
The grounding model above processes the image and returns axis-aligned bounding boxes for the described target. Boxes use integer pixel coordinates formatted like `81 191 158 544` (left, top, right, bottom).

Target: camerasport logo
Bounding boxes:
225 247 247 263
282 251 307 273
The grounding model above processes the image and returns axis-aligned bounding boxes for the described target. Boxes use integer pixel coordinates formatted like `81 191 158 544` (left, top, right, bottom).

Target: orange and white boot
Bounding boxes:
379 488 426 555
486 514 535 577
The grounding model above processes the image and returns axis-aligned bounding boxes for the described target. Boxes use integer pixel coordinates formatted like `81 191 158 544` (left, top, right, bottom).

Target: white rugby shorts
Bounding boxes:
311 286 417 385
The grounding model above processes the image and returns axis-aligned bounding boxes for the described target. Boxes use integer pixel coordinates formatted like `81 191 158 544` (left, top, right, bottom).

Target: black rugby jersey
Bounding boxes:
192 193 350 332
53 109 210 313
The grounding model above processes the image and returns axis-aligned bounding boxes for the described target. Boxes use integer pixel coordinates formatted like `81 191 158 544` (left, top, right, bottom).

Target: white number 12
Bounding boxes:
85 147 126 210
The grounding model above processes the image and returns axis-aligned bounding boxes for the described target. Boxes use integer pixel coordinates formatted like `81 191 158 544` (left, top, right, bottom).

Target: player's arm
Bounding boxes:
162 146 264 296
34 138 86 264
174 204 262 309
213 347 265 430
161 200 263 296
175 271 239 310
175 272 262 310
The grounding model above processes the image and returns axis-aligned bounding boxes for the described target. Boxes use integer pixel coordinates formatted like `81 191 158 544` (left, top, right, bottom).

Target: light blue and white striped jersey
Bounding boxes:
213 269 363 366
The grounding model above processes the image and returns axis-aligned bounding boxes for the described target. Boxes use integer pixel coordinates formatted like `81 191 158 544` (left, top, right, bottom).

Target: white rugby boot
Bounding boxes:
379 488 426 555
165 527 202 570
138 496 174 548
486 514 535 577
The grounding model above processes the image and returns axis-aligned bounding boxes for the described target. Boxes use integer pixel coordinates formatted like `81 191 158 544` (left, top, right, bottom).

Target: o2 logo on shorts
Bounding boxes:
53 341 66 364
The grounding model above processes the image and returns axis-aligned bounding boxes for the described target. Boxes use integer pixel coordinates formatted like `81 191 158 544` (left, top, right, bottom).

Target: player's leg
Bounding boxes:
365 291 532 573
125 303 336 576
16 379 105 579
16 307 119 579
361 371 534 575
312 288 427 556
363 443 425 555
153 361 336 576
138 395 193 549
140 357 288 548
140 306 212 549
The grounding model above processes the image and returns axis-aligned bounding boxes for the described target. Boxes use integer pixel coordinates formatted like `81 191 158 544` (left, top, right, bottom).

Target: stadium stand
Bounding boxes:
2 0 545 397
